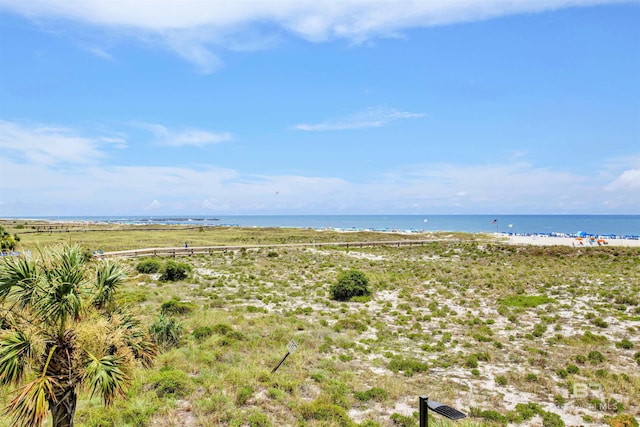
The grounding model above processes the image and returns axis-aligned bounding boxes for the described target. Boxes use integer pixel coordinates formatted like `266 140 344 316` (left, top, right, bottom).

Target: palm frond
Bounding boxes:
0 256 39 307
5 374 58 427
93 261 128 310
34 245 88 332
83 352 129 406
0 331 35 386
109 312 157 367
5 346 59 427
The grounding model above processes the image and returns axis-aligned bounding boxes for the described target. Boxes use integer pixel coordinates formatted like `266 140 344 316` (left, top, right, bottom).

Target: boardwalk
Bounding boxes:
93 239 440 259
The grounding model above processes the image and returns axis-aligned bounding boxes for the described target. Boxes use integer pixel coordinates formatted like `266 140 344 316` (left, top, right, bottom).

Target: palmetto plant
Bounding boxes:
0 245 156 427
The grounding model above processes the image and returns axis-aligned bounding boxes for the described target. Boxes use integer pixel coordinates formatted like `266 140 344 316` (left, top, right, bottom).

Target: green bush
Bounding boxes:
388 357 428 376
330 270 371 301
513 402 542 420
298 401 354 427
192 326 213 341
151 368 193 398
588 350 605 364
212 323 233 335
593 317 609 328
248 411 272 427
0 226 18 252
496 375 508 386
333 318 368 333
149 315 184 350
616 339 633 349
542 411 565 427
159 260 191 281
160 299 194 316
354 387 388 402
135 258 162 274
390 413 416 427
237 386 254 406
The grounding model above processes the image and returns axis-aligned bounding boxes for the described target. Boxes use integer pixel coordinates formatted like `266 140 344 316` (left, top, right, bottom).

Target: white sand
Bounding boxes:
501 234 640 247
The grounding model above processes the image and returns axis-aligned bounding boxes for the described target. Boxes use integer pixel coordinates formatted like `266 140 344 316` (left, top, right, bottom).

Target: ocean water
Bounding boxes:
13 215 640 237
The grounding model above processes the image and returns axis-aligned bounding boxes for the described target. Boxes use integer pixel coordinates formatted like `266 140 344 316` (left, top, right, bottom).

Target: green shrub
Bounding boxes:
333 318 368 333
616 339 633 349
499 295 555 308
575 354 587 364
298 401 354 427
533 323 547 337
514 402 542 420
593 317 609 328
388 357 428 376
566 364 579 374
159 260 191 281
248 411 272 427
151 368 193 398
135 258 162 274
554 394 567 408
212 323 233 335
542 411 565 427
465 354 478 369
588 350 605 364
192 326 213 341
160 299 194 316
496 375 508 386
149 315 184 350
390 413 416 427
237 386 254 406
354 387 388 402
472 409 508 424
330 270 371 301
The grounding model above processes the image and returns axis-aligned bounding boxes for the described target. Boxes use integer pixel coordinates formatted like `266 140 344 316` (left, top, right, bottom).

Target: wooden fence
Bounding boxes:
93 239 436 259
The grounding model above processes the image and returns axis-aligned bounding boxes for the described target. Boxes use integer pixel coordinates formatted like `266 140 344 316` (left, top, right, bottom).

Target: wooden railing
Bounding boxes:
93 239 437 259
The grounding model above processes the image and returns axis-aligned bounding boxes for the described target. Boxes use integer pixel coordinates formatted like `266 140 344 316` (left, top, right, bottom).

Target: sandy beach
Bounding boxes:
502 234 640 247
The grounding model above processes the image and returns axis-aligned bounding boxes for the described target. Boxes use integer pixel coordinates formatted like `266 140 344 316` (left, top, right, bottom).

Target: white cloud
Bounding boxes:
605 169 640 191
0 120 117 165
295 106 425 131
0 0 625 71
1 120 637 215
145 200 162 210
135 122 233 146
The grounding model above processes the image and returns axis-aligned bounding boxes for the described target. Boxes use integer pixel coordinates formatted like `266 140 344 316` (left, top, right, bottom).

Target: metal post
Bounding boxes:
271 352 290 373
420 396 429 427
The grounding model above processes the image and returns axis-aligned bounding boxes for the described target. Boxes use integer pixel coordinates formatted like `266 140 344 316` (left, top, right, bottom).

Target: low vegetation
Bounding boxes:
0 222 638 426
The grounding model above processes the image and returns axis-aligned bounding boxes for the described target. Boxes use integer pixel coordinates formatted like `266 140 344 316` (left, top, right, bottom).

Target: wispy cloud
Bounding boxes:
0 120 122 165
136 122 233 146
295 106 425 131
0 0 625 72
2 119 637 215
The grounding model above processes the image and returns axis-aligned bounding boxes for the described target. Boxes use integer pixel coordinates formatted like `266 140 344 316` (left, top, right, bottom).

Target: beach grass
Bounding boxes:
0 221 638 426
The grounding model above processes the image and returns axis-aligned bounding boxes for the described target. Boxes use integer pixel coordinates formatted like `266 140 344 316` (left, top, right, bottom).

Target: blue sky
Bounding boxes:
0 0 638 216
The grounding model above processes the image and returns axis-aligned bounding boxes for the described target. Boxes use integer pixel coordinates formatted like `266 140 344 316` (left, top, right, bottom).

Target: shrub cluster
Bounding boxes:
159 260 191 281
135 258 162 274
330 270 371 301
